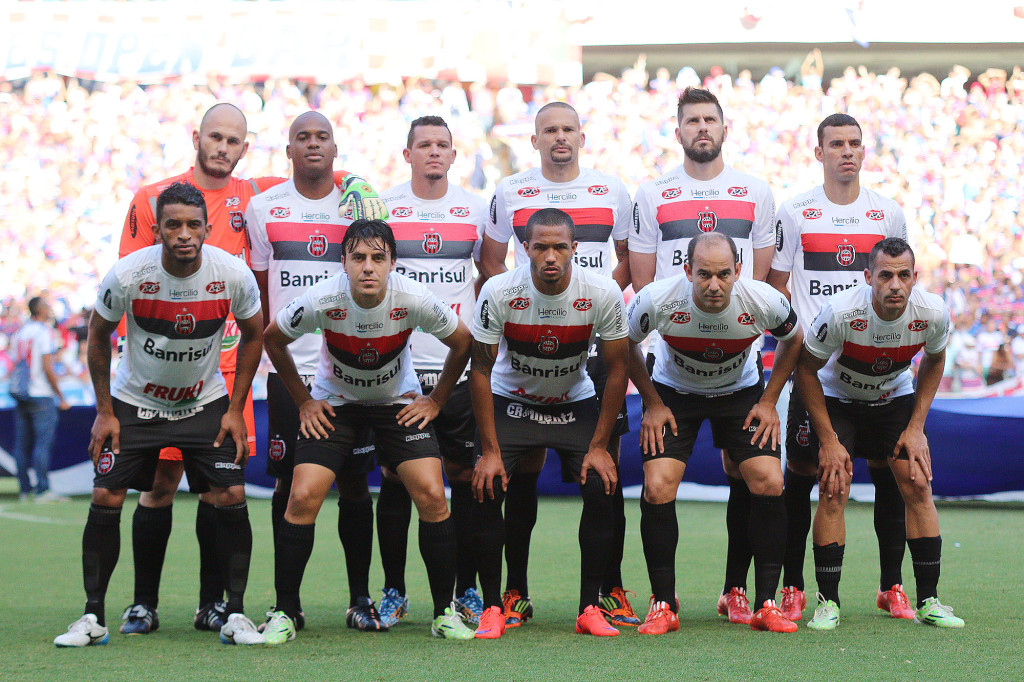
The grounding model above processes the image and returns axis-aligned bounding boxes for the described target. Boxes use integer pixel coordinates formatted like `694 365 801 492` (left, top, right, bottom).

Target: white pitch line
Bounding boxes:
0 505 81 525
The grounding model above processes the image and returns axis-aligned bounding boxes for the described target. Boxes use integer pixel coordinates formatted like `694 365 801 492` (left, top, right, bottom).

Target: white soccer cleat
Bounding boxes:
54 614 109 647
220 613 266 645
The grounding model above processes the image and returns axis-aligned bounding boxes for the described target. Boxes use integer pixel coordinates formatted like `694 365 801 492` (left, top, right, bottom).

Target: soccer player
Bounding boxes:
247 111 378 632
769 113 911 622
261 219 475 642
55 181 265 647
626 232 803 634
117 103 384 634
470 208 629 639
629 87 777 624
479 102 638 627
796 238 964 630
374 116 489 626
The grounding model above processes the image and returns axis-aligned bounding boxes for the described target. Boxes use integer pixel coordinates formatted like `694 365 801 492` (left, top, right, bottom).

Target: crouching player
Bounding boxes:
626 232 803 634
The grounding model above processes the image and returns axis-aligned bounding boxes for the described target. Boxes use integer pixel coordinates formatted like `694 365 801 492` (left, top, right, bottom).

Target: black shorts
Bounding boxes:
266 373 374 479
93 396 246 492
295 403 440 478
645 381 779 465
418 372 475 468
587 343 629 438
785 383 820 465
826 395 916 461
481 396 601 480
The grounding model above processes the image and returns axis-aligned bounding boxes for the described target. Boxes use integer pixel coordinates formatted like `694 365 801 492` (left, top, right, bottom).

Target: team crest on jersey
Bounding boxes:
573 298 593 311
737 313 755 325
229 211 244 232
697 210 718 233
588 185 609 195
390 307 408 321
450 206 471 217
670 311 690 324
268 439 286 462
728 186 748 197
225 196 241 208
308 234 328 258
872 355 893 374
866 210 885 221
174 314 196 336
795 423 811 447
908 320 928 332
850 318 868 332
139 281 160 294
704 346 724 361
358 347 379 367
538 335 559 355
662 188 682 200
518 187 540 197
803 208 823 219
509 297 530 310
326 308 347 321
206 281 226 294
96 451 115 475
270 207 291 219
836 243 856 267
422 232 442 254
392 207 414 218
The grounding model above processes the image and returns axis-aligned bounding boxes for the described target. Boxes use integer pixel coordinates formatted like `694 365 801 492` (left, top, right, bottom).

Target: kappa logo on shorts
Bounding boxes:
908 320 928 332
215 462 242 470
588 185 609 195
872 356 894 374
836 243 856 267
795 423 811 447
270 207 291 219
422 232 442 254
268 438 286 462
175 313 196 335
803 208 823 219
307 234 328 258
850 318 868 332
517 187 540 197
139 281 160 294
662 188 682 200
728 186 748 197
206 281 226 294
97 451 115 475
404 432 431 442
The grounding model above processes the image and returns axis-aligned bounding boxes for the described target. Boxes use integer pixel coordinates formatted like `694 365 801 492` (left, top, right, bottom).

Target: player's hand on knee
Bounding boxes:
472 453 506 502
299 399 336 440
395 392 440 429
89 412 120 463
816 440 852 500
743 401 780 451
641 402 676 456
215 408 249 466
339 175 389 221
894 428 932 482
581 446 618 494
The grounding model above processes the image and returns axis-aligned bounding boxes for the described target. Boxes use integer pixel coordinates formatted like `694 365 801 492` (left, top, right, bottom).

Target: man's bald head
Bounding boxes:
287 111 338 182
289 111 333 141
192 103 249 182
199 103 247 135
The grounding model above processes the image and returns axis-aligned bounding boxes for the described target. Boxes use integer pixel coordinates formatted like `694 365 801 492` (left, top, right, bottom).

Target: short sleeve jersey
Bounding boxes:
11 319 60 398
473 266 627 405
804 285 950 402
486 168 632 277
631 165 775 280
275 272 459 406
94 245 261 410
626 276 799 395
381 181 486 371
246 179 350 375
771 186 907 331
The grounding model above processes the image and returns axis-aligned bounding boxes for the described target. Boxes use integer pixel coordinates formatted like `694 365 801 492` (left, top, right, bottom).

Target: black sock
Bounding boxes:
813 542 845 606
419 517 457 618
578 475 614 613
338 495 373 607
907 536 942 607
271 479 291 547
131 504 171 608
195 500 223 605
869 466 906 590
783 470 817 590
449 482 477 594
275 520 315 620
600 481 626 594
472 486 506 609
723 475 753 593
504 470 539 596
640 497 678 610
215 502 252 616
749 493 786 609
83 504 122 627
376 477 412 595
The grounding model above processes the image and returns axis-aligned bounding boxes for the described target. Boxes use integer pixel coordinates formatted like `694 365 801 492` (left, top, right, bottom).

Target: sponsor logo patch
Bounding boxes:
728 186 748 197
737 313 755 325
850 318 868 331
268 439 286 462
588 185 609 195
450 206 470 217
518 187 540 197
97 451 115 474
390 307 408 321
270 207 291 219
325 308 347 321
661 188 682 200
174 314 196 335
392 207 414 218
422 232 442 254
307 234 328 258
573 298 592 311
866 210 885 220
908 320 928 332
139 281 160 294
670 311 690 324
206 281 226 294
509 297 530 310
803 208 823 219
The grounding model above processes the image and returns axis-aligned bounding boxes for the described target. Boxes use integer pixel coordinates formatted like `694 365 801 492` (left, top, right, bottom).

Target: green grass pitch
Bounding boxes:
2 495 1021 680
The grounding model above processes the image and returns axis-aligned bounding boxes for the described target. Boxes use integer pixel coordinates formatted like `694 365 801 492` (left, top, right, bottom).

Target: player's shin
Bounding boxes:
503 471 540 596
274 520 315 620
83 504 123 626
449 481 478 593
376 477 412 595
640 497 678 609
782 469 817 590
419 517 458 618
338 494 374 606
869 465 907 590
215 502 252 615
724 474 753 593
196 499 224 606
749 493 786 608
472 488 506 609
578 473 614 613
132 504 172 608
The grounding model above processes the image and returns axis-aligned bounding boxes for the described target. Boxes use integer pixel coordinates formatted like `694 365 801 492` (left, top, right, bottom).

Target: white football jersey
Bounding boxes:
772 185 907 331
382 182 486 371
94 245 261 409
631 164 775 280
486 167 632 277
473 265 627 405
247 179 350 375
804 285 950 402
627 276 798 395
276 272 459 406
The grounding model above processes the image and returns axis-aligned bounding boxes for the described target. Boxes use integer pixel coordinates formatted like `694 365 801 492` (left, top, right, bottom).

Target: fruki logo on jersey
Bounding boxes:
450 206 471 217
225 196 241 208
422 232 442 254
836 243 856 267
662 188 682 200
270 207 291 219
728 186 748 197
588 185 609 195
308 234 328 258
518 187 540 197
803 208 823 219
174 314 196 336
697 210 718 233
221 319 240 351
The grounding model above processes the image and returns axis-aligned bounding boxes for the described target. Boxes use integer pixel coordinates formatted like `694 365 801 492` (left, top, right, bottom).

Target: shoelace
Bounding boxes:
890 589 910 608
929 601 955 617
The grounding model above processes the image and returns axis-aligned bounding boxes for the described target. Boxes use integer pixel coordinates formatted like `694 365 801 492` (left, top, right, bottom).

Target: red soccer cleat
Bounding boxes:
638 599 680 635
780 586 807 621
716 587 753 625
474 605 506 639
575 605 620 636
750 600 798 633
876 584 915 619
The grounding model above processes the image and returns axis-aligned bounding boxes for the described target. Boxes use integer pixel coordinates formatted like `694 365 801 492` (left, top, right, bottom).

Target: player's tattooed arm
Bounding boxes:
471 339 498 377
612 239 631 290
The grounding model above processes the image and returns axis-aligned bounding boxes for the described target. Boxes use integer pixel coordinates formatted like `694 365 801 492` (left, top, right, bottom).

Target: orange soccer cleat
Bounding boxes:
876 584 916 619
474 605 506 639
717 587 753 625
780 586 807 621
750 600 798 633
575 605 620 636
638 599 680 635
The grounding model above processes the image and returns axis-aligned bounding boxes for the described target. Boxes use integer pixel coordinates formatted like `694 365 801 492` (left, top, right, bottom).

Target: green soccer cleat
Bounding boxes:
914 597 965 628
806 594 841 631
431 605 475 640
261 611 296 645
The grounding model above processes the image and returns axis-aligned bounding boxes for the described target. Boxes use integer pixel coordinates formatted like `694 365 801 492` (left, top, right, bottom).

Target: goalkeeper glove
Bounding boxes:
339 175 389 221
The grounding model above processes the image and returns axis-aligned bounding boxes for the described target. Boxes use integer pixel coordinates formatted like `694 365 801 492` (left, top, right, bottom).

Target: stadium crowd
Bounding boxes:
1 62 1023 389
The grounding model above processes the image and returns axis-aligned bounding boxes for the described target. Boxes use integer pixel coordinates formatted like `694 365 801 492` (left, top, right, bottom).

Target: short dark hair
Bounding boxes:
342 219 397 261
868 237 915 270
28 296 44 317
677 87 723 122
156 181 207 224
407 115 451 149
523 208 575 244
817 113 861 147
687 232 738 266
535 101 579 123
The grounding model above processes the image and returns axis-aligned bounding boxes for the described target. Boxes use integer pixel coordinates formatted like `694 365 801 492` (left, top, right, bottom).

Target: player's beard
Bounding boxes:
197 150 234 179
683 137 723 164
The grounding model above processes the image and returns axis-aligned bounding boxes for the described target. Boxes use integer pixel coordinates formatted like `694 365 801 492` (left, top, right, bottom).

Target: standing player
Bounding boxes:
261 219 475 642
470 208 629 639
374 116 489 626
116 103 384 634
54 182 265 647
629 87 777 624
796 238 963 629
769 113 911 622
479 102 638 627
626 233 803 634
